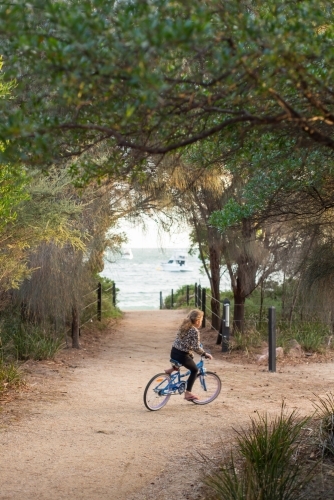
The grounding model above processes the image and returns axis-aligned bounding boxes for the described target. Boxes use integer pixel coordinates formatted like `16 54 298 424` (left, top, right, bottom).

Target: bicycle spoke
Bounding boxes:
143 373 171 411
192 371 221 405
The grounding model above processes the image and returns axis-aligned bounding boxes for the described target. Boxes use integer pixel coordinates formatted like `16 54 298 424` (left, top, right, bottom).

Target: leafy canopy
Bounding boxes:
0 0 334 183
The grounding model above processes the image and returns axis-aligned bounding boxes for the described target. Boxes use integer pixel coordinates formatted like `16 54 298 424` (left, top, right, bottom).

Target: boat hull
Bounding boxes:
161 264 193 272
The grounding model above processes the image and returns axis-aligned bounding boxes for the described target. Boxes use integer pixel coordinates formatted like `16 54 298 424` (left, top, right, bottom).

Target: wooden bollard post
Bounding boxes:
112 282 116 306
268 306 276 372
201 288 206 327
97 282 102 321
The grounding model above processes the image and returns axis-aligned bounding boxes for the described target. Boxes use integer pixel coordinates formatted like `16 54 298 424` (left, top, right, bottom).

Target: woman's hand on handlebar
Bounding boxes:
204 353 213 360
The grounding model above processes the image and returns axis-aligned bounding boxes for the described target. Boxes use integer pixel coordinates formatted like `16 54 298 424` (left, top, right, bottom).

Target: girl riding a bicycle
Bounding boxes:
165 309 213 401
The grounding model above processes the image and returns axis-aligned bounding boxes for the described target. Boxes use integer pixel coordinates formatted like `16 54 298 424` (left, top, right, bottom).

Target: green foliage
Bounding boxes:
0 56 15 100
163 282 283 321
0 59 29 230
0 165 30 231
313 393 334 459
99 277 122 319
163 284 196 309
0 361 23 392
229 329 263 353
209 127 334 229
0 169 87 292
291 324 329 353
81 276 122 327
166 282 332 354
16 326 63 361
227 322 330 355
203 405 314 500
0 0 334 186
0 314 64 361
19 169 86 249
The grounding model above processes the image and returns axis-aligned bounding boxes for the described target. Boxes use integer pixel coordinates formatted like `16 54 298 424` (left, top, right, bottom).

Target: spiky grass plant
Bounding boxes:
203 404 314 500
293 324 328 353
313 392 334 458
11 324 64 361
274 322 329 354
0 361 23 392
229 329 262 354
1 314 64 361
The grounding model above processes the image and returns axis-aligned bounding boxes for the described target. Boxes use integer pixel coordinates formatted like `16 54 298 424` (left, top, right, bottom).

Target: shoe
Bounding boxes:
184 392 200 401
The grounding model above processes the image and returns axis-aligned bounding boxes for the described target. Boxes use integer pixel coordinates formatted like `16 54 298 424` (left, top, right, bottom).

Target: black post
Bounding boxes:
217 301 223 344
194 283 198 307
160 291 163 310
198 284 202 309
201 288 206 327
268 306 276 372
97 282 102 321
112 282 116 307
171 289 174 309
222 299 230 352
186 285 190 306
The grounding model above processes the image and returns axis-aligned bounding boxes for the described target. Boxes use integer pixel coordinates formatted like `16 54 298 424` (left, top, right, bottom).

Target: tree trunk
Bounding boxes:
233 278 245 332
232 218 258 333
194 219 222 332
259 278 264 326
71 305 80 349
288 276 302 327
208 238 221 331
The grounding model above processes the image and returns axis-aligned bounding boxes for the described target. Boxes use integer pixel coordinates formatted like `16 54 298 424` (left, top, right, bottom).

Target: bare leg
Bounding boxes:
164 366 178 375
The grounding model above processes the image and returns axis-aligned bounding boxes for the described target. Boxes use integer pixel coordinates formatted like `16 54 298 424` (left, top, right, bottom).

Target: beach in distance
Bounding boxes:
100 248 230 310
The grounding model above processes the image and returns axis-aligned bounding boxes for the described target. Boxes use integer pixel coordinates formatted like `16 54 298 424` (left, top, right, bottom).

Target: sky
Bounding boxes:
118 217 192 248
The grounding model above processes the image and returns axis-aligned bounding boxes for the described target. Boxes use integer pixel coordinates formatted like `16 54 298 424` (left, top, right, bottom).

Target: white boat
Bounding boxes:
161 254 193 272
121 247 133 259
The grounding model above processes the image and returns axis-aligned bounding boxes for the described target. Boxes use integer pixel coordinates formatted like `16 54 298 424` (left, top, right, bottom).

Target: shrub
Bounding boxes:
203 404 314 500
313 392 334 458
229 329 263 354
293 323 329 353
0 315 64 361
0 361 23 392
164 284 196 309
81 276 122 324
11 324 64 361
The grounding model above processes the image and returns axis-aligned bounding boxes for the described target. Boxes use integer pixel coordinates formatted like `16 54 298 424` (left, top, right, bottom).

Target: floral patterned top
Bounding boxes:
172 326 205 356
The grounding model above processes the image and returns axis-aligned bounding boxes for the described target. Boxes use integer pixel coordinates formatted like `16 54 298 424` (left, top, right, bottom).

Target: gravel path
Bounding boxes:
1 310 334 499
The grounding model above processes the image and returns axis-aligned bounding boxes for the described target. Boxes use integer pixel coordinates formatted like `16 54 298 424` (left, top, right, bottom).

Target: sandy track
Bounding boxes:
1 310 334 499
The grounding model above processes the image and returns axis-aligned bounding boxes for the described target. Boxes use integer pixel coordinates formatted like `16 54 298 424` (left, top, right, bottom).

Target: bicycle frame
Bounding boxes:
155 357 207 396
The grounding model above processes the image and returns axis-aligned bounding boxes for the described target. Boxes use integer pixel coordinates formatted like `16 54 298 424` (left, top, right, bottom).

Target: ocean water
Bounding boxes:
100 248 228 310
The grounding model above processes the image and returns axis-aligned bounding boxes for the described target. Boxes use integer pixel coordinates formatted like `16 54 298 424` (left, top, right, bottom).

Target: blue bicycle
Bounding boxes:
143 355 221 411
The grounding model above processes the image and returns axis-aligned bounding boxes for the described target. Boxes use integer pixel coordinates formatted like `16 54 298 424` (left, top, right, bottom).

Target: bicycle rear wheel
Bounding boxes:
143 373 171 411
192 371 221 405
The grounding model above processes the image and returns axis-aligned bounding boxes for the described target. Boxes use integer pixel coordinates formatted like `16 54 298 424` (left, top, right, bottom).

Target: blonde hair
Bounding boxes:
179 309 204 337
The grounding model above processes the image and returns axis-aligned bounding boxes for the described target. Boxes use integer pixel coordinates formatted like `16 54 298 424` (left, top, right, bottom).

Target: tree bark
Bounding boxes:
233 278 245 332
193 217 222 331
208 238 221 331
229 218 259 333
71 305 80 349
259 278 265 326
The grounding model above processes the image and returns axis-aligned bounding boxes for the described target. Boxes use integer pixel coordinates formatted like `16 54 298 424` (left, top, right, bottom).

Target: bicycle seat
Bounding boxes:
170 358 183 369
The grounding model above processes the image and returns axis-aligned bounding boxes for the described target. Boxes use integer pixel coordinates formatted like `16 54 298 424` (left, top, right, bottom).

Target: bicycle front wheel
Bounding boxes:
143 373 171 411
192 371 221 405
